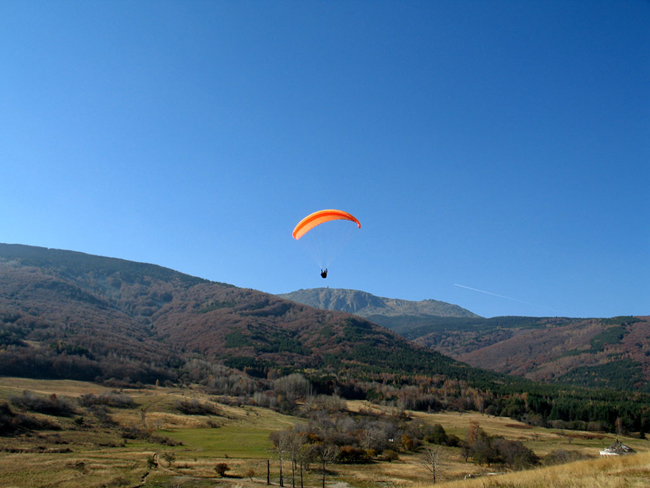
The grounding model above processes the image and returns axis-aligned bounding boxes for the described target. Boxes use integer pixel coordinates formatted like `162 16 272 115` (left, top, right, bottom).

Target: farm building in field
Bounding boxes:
600 440 635 456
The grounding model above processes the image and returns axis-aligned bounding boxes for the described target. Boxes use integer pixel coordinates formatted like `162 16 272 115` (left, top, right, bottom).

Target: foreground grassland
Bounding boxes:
1 378 649 488
441 452 650 488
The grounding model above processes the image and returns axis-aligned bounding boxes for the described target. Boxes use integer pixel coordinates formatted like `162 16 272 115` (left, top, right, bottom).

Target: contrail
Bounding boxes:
454 284 562 314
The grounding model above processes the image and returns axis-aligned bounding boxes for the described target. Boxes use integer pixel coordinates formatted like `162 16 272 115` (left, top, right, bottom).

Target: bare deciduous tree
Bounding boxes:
418 445 445 484
310 443 339 488
270 429 293 487
287 432 308 488
273 374 312 399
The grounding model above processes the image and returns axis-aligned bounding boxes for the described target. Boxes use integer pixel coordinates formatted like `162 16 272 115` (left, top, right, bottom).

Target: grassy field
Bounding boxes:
439 450 650 487
1 378 649 488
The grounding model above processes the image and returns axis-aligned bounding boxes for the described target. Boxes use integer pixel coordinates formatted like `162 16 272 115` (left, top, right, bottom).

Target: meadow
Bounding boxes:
1 378 649 488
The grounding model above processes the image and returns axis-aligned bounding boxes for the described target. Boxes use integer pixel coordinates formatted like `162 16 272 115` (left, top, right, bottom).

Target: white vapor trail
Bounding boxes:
454 284 562 314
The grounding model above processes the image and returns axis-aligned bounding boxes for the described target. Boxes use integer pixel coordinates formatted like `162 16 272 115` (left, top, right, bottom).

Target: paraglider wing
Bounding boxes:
292 209 361 240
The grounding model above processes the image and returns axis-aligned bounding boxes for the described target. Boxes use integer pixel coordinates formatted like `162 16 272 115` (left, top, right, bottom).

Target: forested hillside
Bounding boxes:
0 244 485 385
280 288 650 394
369 314 650 392
2 243 650 435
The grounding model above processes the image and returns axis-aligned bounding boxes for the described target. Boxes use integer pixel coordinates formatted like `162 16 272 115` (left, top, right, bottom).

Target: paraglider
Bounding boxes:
292 209 361 240
293 209 361 278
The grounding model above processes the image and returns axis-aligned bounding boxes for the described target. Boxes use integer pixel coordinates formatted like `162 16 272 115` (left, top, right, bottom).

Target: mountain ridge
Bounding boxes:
4 243 650 434
278 285 650 392
3 243 649 394
277 287 480 318
0 243 495 386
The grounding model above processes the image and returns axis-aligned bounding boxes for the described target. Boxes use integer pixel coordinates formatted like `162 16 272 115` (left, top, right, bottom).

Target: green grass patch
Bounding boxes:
160 424 279 458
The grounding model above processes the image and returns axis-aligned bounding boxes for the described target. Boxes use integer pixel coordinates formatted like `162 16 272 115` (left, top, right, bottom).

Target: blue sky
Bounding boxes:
1 1 648 318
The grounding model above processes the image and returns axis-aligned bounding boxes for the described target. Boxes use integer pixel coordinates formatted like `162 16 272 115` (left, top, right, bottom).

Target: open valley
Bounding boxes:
1 378 649 488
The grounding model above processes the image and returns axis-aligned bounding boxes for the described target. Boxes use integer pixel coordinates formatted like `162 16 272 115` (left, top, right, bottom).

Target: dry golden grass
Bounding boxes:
2 382 650 488
351 401 649 458
0 377 109 400
0 450 148 488
434 450 650 487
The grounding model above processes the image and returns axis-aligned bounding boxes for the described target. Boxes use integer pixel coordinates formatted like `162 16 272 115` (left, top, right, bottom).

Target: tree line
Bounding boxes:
2 337 650 437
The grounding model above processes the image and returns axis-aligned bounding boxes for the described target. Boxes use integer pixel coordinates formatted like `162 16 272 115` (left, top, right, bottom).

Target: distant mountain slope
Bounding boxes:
445 316 650 390
278 286 650 392
377 314 650 392
6 243 650 435
4 244 648 395
277 288 480 318
0 243 497 386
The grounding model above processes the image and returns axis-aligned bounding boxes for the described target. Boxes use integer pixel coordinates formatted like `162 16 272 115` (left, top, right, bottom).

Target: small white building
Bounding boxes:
600 440 635 456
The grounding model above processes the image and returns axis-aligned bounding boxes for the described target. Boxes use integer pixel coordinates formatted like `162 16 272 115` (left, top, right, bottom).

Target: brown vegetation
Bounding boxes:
1 377 649 488
2 244 650 440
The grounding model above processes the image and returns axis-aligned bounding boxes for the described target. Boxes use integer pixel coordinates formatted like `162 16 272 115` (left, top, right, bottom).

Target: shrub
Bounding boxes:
174 399 219 416
0 401 60 435
543 449 589 466
10 391 76 417
161 452 175 467
493 438 540 469
78 391 136 409
382 449 399 462
121 426 181 446
215 463 230 477
338 445 370 463
89 405 117 426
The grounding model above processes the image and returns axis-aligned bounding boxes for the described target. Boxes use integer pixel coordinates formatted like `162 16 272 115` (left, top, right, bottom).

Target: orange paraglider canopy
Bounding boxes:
292 209 361 240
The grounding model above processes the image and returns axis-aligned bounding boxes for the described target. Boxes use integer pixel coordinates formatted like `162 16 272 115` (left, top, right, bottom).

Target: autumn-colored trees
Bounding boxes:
462 421 539 469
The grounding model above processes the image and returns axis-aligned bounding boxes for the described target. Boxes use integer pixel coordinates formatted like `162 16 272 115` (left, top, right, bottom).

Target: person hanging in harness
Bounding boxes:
320 268 328 279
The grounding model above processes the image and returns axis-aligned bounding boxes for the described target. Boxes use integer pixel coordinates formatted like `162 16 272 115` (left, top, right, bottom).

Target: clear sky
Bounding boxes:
1 1 648 318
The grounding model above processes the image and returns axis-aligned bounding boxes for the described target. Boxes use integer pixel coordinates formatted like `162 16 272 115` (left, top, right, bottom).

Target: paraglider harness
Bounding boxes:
320 268 328 279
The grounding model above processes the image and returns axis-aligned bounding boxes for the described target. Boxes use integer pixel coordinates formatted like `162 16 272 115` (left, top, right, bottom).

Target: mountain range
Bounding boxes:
1 243 648 395
279 288 650 392
0 243 496 387
2 247 650 484
277 287 479 318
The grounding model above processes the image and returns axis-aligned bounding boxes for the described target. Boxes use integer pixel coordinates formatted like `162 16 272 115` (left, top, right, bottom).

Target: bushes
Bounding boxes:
273 373 312 398
121 426 181 446
215 463 230 477
543 449 590 466
174 399 220 416
0 401 60 435
463 421 539 469
425 423 461 447
382 449 399 462
10 391 76 417
78 391 136 409
338 445 369 463
492 438 540 469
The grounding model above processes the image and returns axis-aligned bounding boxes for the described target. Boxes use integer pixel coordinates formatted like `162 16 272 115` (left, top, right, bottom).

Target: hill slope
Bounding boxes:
277 288 479 318
0 243 492 385
365 314 650 392
4 244 650 434
278 287 650 393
